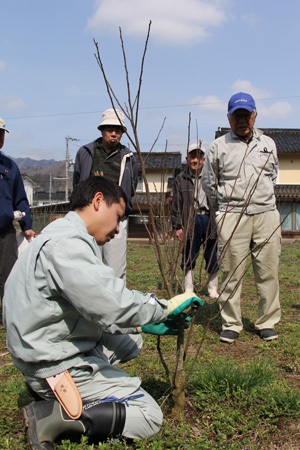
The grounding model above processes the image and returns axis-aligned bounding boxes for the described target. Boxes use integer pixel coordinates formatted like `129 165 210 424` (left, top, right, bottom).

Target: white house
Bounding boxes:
22 175 38 206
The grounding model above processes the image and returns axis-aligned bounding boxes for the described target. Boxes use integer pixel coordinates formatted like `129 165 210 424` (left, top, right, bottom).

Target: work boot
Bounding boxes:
207 272 219 299
23 400 84 450
23 399 126 449
184 270 194 292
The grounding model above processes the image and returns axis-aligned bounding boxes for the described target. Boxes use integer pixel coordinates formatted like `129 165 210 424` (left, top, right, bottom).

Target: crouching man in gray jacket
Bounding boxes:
3 176 201 449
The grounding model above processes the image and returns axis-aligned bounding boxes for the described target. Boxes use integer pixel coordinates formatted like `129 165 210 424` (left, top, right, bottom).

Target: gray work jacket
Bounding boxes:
3 212 167 378
202 128 278 215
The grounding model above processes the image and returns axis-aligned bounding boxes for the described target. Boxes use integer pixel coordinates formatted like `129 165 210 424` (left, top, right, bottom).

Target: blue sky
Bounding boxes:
1 0 300 162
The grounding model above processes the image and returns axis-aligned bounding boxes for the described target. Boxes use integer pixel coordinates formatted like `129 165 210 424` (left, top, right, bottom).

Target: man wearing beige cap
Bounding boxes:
73 109 138 282
171 143 218 298
0 117 35 303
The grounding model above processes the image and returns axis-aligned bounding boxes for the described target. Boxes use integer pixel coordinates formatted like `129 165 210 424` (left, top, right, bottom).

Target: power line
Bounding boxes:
4 95 300 121
4 139 81 155
4 111 102 120
4 140 188 155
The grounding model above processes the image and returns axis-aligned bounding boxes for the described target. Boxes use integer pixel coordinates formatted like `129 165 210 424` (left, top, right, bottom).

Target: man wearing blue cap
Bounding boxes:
202 93 281 343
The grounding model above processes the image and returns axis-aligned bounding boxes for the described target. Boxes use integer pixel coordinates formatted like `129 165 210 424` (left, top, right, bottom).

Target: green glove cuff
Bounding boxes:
141 322 178 336
138 316 191 336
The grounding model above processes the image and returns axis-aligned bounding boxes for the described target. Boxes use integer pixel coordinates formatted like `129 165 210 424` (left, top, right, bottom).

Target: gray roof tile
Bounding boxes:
215 128 300 153
134 152 182 169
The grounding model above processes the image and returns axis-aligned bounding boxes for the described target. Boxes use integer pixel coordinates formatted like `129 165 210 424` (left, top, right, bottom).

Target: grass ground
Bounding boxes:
0 240 299 449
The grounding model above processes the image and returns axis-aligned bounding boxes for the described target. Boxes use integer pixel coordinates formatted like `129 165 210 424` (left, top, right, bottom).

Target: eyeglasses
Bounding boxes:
229 110 255 122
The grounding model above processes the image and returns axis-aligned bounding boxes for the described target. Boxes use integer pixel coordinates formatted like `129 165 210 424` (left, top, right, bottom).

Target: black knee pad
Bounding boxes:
81 400 126 441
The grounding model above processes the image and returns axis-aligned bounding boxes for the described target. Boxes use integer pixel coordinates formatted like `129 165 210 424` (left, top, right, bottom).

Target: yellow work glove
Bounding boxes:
167 292 203 318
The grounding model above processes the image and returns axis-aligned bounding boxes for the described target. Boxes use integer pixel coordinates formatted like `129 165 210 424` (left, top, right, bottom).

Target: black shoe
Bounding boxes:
258 328 278 341
220 330 239 343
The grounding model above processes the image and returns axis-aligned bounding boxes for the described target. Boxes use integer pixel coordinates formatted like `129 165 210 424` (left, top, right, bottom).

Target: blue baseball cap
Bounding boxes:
228 92 256 115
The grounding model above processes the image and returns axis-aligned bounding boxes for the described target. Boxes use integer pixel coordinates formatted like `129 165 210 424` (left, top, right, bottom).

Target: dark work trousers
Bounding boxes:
181 214 218 275
0 229 18 300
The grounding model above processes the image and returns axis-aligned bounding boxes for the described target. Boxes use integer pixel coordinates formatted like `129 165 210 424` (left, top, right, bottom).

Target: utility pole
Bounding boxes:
49 173 52 202
65 136 79 201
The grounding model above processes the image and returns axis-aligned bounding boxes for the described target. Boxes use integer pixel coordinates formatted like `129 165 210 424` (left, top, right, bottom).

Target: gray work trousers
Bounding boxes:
99 219 127 282
26 333 163 440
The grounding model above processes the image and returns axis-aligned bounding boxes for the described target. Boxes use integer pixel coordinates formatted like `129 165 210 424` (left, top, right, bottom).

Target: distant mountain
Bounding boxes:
12 158 73 193
12 157 60 169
